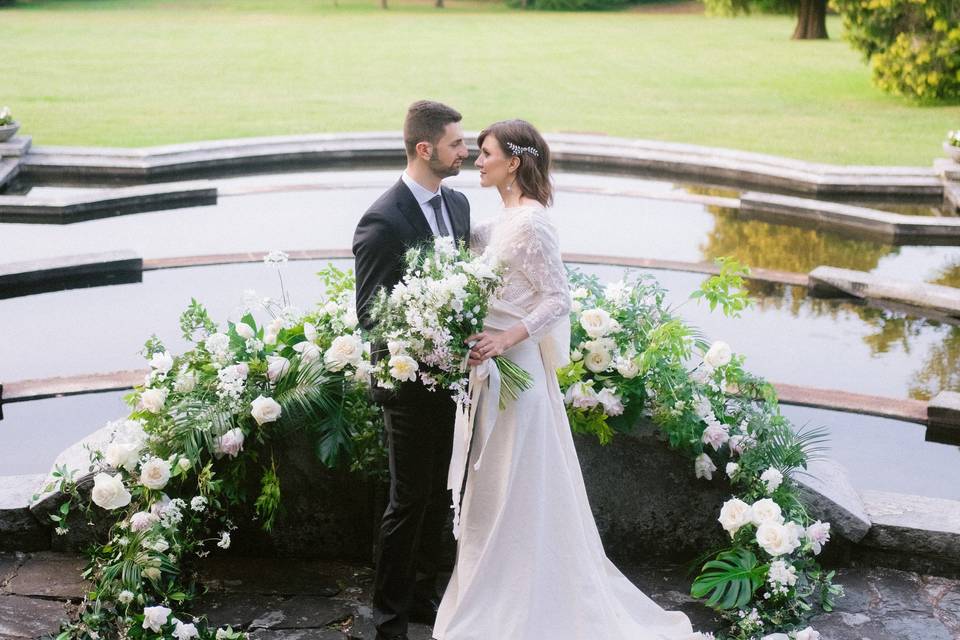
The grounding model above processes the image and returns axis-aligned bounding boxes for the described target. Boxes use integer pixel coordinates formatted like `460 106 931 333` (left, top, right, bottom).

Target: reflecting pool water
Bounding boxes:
2 171 960 287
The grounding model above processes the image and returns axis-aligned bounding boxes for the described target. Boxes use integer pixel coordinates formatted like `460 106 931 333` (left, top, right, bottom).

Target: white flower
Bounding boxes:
205 332 230 354
725 462 739 478
250 396 282 425
595 388 624 416
387 340 405 356
173 620 200 640
767 560 798 586
140 457 171 490
343 307 359 329
750 498 785 526
604 280 630 307
704 341 733 368
104 440 142 472
178 457 192 471
117 590 134 605
325 334 364 371
761 467 784 494
264 249 289 265
148 351 174 374
293 340 321 363
235 322 255 340
215 427 245 457
570 299 583 313
615 357 640 379
795 627 820 640
728 434 752 456
142 605 172 632
718 498 752 537
174 369 197 393
756 522 801 556
579 308 618 338
701 423 730 451
583 341 613 373
144 537 169 553
572 286 589 299
266 355 291 384
805 520 831 555
140 388 168 414
570 349 583 362
694 453 717 480
389 355 419 382
564 381 599 409
129 511 159 532
91 473 131 510
303 322 318 343
217 531 231 549
190 496 207 512
143 566 162 581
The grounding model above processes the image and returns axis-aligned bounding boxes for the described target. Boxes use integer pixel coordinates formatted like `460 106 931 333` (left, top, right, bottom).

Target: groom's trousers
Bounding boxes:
373 383 456 637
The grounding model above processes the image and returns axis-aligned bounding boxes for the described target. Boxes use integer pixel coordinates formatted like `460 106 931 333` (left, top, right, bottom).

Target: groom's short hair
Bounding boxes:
404 100 462 158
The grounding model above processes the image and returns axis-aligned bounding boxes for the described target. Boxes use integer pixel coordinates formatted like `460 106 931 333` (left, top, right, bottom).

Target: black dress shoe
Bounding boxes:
408 597 440 625
375 634 409 640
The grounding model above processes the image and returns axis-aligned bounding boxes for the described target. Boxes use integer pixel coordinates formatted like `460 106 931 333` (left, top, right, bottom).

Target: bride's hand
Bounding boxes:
466 331 509 364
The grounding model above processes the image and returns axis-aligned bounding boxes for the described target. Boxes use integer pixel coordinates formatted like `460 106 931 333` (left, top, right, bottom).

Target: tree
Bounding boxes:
702 0 828 40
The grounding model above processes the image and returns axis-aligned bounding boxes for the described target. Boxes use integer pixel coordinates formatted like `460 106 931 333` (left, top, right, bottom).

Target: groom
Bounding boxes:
353 100 471 640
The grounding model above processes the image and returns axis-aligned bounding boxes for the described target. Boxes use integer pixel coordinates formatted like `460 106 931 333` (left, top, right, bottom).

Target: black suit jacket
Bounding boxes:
353 179 471 400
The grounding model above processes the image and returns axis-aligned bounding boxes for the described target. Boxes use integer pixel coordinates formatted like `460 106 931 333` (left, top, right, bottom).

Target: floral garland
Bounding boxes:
41 254 840 640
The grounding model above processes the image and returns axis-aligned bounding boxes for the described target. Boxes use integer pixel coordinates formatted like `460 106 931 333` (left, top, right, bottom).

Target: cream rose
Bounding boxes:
718 498 752 536
756 522 801 557
174 369 197 393
615 357 640 379
325 334 364 371
795 627 820 640
129 511 159 533
701 423 729 451
215 427 245 457
250 395 282 425
173 620 200 640
140 388 168 414
91 473 132 510
805 520 831 555
266 355 291 384
760 467 784 493
293 340 321 363
595 388 624 416
583 347 613 373
564 381 599 409
389 355 419 382
149 351 174 374
750 498 785 526
143 567 162 582
235 322 255 340
142 605 171 632
104 441 142 472
704 341 733 368
140 457 171 491
579 308 617 338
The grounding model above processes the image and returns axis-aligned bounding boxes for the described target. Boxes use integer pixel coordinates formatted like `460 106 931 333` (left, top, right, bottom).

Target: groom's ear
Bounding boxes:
415 140 433 161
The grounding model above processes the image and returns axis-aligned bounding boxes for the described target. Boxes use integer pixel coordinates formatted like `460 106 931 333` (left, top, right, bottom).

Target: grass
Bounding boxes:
2 0 958 165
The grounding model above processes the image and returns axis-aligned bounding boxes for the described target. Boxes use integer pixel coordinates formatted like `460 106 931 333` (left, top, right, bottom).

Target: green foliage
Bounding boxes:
691 257 753 318
506 0 632 11
833 0 960 101
702 0 794 16
254 459 282 531
179 298 217 343
691 548 767 610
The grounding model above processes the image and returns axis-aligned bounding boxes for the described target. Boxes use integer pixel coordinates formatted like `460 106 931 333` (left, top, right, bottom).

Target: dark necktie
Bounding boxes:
428 194 451 237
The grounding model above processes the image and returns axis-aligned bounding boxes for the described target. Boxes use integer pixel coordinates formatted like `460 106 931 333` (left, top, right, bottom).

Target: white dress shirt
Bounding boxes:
401 171 454 237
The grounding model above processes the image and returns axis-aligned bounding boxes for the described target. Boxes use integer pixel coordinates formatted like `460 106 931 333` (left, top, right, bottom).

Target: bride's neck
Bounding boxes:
497 183 535 209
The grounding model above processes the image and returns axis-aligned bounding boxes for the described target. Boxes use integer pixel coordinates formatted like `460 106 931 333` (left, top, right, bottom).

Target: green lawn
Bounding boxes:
2 0 958 165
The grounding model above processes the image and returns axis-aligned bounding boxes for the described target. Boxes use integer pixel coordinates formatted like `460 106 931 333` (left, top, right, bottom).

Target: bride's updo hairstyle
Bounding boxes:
477 119 553 207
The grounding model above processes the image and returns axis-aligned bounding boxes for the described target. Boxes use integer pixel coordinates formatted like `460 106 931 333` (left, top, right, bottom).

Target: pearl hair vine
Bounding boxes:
506 141 540 158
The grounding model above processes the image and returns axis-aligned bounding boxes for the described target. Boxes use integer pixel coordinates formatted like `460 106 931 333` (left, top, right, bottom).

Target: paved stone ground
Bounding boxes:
0 552 958 639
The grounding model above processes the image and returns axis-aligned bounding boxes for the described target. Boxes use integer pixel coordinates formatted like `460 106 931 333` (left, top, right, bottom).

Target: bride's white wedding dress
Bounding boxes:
432 204 706 640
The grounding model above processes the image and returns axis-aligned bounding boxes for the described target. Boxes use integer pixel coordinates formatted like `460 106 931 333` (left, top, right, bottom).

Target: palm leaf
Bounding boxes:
691 548 766 610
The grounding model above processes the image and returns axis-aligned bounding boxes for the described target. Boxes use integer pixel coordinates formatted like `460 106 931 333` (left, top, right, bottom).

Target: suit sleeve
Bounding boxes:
353 210 400 333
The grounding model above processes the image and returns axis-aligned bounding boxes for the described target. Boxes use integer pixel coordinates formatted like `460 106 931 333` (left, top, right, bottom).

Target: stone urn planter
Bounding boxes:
0 121 19 143
945 142 960 163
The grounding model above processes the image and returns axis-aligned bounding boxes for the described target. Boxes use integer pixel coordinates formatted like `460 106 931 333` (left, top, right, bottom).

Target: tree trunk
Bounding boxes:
792 0 828 39
436 0 444 7
381 0 388 9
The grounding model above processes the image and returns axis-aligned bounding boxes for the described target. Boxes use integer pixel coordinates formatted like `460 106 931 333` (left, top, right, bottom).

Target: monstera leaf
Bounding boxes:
691 548 766 610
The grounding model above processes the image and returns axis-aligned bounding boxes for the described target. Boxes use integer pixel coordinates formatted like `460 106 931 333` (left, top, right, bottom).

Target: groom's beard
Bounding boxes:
429 151 462 179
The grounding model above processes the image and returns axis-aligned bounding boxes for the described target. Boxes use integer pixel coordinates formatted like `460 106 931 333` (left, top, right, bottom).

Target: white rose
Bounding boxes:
266 355 291 384
595 388 624 416
178 457 192 471
579 308 616 338
572 287 589 299
718 498 753 536
174 369 197 393
694 453 716 480
91 473 132 510
129 511 159 532
564 381 599 409
250 395 282 426
325 334 364 371
389 355 419 382
235 322 255 340
148 351 174 374
570 300 583 313
761 467 784 494
343 308 359 329
805 521 831 555
323 301 339 316
303 322 318 342
728 434 752 456
387 340 405 356
795 627 820 640
140 457 171 490
104 441 142 472
140 388 168 414
615 357 640 379
570 349 583 362
583 340 613 373
215 427 245 457
173 620 199 640
750 498 785 526
701 423 730 451
725 462 739 478
756 522 801 556
704 341 733 368
293 340 321 363
142 605 171 632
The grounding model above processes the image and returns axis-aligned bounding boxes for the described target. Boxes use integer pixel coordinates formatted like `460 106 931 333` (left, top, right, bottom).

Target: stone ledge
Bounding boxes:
0 136 32 158
861 490 960 562
0 476 47 553
794 458 871 542
808 266 960 319
741 192 960 244
0 158 21 192
0 251 143 300
0 182 217 224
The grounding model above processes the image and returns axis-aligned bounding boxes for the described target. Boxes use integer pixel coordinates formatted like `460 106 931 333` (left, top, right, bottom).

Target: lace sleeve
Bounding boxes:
513 210 571 341
470 218 495 255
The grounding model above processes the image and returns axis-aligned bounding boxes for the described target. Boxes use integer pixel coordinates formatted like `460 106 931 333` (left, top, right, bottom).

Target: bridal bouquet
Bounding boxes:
369 235 532 407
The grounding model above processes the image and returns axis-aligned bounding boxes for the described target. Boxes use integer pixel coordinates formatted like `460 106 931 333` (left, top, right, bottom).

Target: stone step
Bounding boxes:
808 265 960 319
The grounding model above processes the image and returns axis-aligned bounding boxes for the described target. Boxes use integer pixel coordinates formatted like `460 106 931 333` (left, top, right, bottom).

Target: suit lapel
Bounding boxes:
441 185 469 244
394 180 433 240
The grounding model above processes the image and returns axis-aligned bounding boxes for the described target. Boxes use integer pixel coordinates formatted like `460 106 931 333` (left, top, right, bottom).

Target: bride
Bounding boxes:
432 120 708 640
